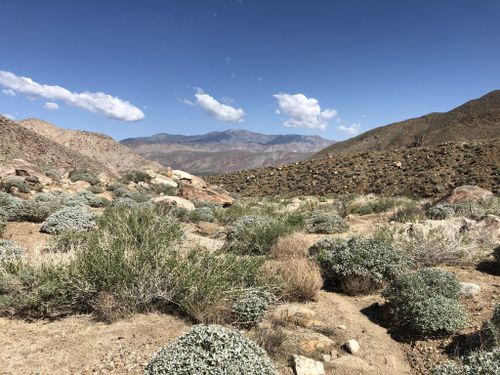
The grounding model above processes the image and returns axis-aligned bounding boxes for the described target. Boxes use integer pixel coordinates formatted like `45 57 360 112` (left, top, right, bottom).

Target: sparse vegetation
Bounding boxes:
269 232 311 259
311 236 410 295
390 201 427 222
232 290 270 327
304 210 349 234
383 268 468 336
0 240 24 265
120 170 152 184
0 177 31 194
432 348 500 375
144 324 277 375
427 205 456 220
481 304 500 350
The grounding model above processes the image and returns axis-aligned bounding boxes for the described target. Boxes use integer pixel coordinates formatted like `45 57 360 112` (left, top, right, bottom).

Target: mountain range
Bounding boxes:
121 129 334 175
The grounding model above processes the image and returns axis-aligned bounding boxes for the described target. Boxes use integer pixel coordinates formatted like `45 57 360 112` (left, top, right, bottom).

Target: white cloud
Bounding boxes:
2 89 15 96
194 88 245 122
2 113 15 120
44 102 59 110
179 98 196 106
338 123 361 135
0 70 144 122
273 93 337 130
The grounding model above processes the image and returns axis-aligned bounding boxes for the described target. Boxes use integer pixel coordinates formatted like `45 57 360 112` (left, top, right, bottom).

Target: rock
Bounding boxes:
0 159 52 185
97 171 118 185
460 282 481 296
152 195 195 211
286 197 303 211
292 355 325 375
173 169 194 181
343 339 360 354
473 215 500 242
67 180 91 192
440 185 494 204
330 355 374 372
337 325 347 330
177 185 234 207
150 175 178 188
160 167 174 178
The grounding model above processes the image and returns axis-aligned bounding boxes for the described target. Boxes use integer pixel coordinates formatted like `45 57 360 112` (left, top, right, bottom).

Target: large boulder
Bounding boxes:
150 175 178 188
439 185 494 204
177 185 234 207
153 195 195 211
0 159 52 185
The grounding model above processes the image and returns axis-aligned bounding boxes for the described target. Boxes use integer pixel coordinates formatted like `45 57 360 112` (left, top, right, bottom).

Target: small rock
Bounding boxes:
343 339 360 354
337 324 347 330
460 282 481 296
292 355 325 375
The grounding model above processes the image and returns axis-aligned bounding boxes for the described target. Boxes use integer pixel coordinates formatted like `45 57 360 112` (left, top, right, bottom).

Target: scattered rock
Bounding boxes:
152 196 196 211
292 355 325 375
177 185 234 206
343 339 360 354
459 282 481 296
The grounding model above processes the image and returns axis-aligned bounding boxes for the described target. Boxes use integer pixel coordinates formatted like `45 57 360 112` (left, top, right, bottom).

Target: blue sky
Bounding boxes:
0 0 499 141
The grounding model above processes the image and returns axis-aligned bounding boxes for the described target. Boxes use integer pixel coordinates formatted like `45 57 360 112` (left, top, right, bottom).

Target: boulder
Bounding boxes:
177 185 234 207
150 175 178 188
153 195 195 211
173 169 194 181
160 167 174 178
459 282 481 297
343 339 360 354
440 185 493 204
0 159 52 185
292 355 325 375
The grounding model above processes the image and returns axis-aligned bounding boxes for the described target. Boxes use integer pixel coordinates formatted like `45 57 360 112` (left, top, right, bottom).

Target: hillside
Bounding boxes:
121 129 334 175
207 140 500 197
0 115 104 171
19 118 162 173
316 90 500 157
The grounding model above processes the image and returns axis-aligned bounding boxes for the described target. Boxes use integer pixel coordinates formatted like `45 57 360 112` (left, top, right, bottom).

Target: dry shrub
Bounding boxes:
92 292 128 323
265 258 322 302
269 232 311 260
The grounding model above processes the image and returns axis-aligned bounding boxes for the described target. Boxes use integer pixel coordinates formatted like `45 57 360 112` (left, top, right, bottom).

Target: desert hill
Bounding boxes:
316 90 500 157
19 118 162 173
207 140 500 197
0 115 104 171
121 129 334 175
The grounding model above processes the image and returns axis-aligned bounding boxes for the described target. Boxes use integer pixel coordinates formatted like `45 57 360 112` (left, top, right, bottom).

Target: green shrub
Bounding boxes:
169 247 273 323
311 236 410 295
151 183 177 196
0 177 30 194
40 206 96 234
110 197 139 208
42 167 62 182
481 304 500 350
120 170 152 184
432 348 500 375
224 215 291 256
0 240 24 264
144 324 278 375
304 210 348 234
349 197 406 216
232 290 270 327
390 202 426 223
189 207 216 223
383 268 468 336
68 169 99 185
427 205 456 220
76 190 109 208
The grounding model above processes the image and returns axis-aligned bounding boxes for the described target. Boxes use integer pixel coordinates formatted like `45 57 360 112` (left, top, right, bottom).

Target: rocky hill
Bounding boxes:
316 90 500 157
121 129 334 175
19 118 162 173
0 115 104 171
207 140 500 197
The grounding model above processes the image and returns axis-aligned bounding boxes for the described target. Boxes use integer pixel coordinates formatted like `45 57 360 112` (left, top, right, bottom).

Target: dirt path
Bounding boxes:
0 314 190 375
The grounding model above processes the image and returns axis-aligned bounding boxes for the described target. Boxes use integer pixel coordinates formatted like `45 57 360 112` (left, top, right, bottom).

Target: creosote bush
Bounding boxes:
40 206 96 234
383 268 468 336
310 236 410 295
120 170 152 184
144 324 277 375
224 215 292 256
304 210 349 234
68 169 99 185
432 348 500 375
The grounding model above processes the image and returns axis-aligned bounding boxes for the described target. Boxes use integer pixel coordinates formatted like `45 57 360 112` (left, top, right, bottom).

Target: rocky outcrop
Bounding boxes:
439 185 494 204
0 159 52 185
177 185 234 207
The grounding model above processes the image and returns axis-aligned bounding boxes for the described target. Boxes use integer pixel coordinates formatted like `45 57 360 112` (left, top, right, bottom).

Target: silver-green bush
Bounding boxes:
76 190 109 208
232 290 270 327
432 348 500 375
427 205 456 220
305 210 349 234
144 324 277 375
40 206 96 234
0 240 24 264
311 236 410 295
383 268 468 336
189 207 216 223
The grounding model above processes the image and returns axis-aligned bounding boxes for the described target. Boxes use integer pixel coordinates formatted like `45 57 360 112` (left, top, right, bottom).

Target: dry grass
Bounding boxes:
265 258 323 302
268 232 312 260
